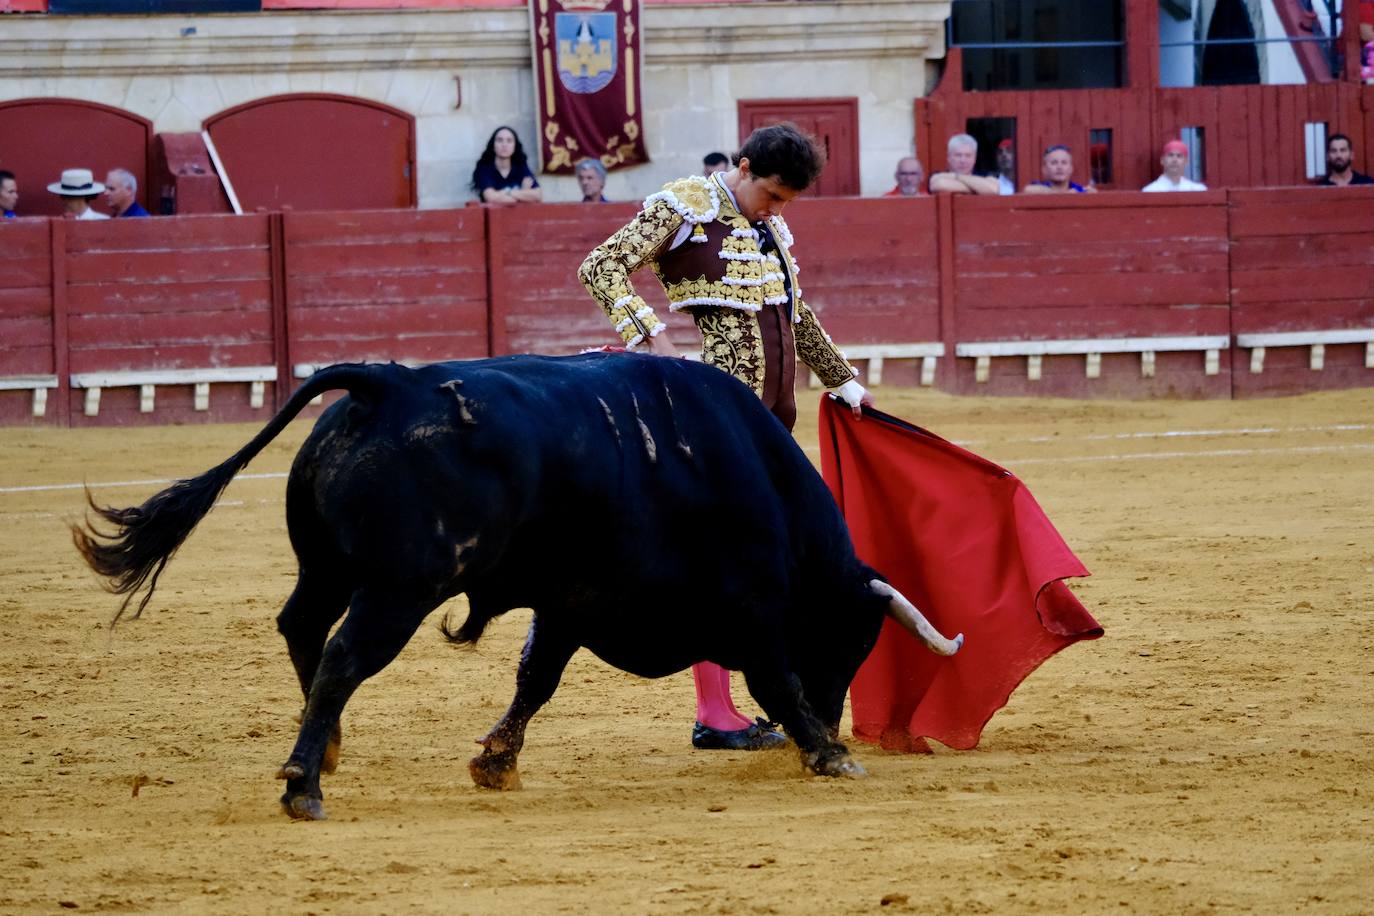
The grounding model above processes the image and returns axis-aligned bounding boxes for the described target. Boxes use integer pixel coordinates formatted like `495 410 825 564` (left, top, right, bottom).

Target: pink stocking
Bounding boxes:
692 661 755 730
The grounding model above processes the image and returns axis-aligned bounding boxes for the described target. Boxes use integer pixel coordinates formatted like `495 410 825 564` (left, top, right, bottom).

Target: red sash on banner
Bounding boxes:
530 0 649 174
817 397 1103 753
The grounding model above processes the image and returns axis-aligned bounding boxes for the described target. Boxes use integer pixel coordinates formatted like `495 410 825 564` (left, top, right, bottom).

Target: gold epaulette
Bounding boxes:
643 175 721 227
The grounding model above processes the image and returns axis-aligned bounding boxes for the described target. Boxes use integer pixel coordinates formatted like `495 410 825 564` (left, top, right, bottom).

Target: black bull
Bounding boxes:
74 353 961 820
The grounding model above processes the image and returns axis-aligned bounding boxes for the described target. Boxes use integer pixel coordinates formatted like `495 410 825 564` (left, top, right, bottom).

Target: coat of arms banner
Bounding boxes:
530 0 649 174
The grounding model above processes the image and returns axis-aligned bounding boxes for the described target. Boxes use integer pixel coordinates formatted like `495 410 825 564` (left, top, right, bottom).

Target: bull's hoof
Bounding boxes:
321 724 343 775
275 761 305 780
803 750 868 779
281 791 327 821
822 755 868 779
469 752 522 791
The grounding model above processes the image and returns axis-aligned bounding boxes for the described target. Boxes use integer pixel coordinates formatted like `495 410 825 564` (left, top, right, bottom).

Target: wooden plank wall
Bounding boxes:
64 215 274 427
0 221 56 425
285 208 489 369
2 191 1373 426
949 192 1233 398
776 197 942 386
1229 187 1374 397
486 203 674 356
919 83 1371 195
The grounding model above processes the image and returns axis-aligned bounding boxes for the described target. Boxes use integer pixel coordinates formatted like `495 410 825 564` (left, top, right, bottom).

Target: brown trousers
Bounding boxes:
757 302 798 432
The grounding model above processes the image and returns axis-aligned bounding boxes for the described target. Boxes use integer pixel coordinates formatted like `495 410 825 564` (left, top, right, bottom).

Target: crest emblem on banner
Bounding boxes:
556 12 618 94
531 0 648 174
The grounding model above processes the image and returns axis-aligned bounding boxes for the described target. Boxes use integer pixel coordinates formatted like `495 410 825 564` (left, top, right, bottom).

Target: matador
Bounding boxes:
578 124 872 750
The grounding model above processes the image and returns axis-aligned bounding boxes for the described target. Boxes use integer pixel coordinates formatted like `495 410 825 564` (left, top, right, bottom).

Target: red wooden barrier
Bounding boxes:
0 220 58 425
780 197 943 387
1229 186 1374 397
486 203 674 356
63 215 275 427
948 192 1233 398
284 208 489 369
3 190 1373 429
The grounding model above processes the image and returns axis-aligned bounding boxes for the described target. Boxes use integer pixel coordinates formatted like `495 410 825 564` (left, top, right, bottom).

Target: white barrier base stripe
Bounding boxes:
1237 329 1374 348
70 367 277 388
0 471 287 495
955 335 1229 357
0 376 59 391
955 422 1369 448
998 443 1374 467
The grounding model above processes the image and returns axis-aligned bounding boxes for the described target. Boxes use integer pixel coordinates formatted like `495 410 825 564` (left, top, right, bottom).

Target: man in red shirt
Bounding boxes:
884 157 925 197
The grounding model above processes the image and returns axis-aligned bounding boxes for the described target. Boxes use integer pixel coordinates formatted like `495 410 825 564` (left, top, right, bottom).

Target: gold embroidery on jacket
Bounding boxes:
695 308 766 397
579 173 855 386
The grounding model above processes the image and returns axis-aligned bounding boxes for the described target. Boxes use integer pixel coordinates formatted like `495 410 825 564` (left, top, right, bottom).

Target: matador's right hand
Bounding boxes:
646 333 683 359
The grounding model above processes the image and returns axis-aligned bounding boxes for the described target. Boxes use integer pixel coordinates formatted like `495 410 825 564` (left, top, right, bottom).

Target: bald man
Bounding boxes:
884 157 925 197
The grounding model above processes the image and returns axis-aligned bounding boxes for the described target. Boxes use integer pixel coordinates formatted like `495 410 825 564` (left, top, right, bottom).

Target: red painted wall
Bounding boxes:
3 190 1373 427
1229 186 1374 397
487 203 673 357
284 208 489 368
948 192 1233 398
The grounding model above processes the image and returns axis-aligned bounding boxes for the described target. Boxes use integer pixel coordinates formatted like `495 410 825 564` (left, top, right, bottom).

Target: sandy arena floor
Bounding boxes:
1 385 1371 914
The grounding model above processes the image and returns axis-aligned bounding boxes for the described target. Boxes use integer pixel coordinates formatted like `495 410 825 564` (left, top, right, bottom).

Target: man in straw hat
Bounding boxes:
48 168 110 219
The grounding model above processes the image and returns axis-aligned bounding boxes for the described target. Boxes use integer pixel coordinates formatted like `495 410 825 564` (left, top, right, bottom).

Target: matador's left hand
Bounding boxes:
834 380 873 419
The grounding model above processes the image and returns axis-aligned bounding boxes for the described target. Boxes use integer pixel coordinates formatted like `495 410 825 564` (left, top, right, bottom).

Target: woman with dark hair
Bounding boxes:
471 126 543 206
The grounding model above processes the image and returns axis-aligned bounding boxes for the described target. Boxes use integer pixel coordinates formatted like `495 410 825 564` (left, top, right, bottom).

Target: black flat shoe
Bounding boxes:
692 717 787 750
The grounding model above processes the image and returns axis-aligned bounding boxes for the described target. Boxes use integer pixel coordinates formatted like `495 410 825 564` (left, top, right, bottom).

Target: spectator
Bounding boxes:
103 168 150 218
1142 140 1208 192
928 134 1000 195
1022 145 1094 194
1362 0 1373 44
702 151 729 176
575 158 609 203
883 156 924 196
1317 134 1374 186
47 168 109 220
0 170 16 218
470 126 543 206
996 139 1016 195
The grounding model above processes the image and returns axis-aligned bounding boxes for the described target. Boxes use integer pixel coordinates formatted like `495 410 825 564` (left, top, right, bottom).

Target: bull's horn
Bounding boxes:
870 579 964 657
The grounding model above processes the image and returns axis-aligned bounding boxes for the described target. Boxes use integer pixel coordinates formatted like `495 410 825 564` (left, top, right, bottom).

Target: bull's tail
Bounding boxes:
72 363 390 624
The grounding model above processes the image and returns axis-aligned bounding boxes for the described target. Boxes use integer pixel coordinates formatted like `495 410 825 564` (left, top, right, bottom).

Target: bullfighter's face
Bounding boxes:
732 160 801 223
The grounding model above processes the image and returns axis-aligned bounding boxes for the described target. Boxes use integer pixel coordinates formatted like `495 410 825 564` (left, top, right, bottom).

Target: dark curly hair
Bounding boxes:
470 126 530 195
733 123 827 191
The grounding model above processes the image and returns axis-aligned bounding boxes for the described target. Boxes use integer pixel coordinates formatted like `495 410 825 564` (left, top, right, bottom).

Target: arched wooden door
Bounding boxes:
0 98 153 218
204 94 417 212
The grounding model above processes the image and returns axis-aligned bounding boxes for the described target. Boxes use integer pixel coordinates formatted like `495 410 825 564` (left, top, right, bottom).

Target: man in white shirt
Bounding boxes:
1142 140 1207 192
47 168 111 219
996 139 1017 195
928 134 1001 195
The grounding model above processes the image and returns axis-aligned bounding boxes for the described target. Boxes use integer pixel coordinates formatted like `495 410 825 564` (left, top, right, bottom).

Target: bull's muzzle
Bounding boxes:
870 579 965 656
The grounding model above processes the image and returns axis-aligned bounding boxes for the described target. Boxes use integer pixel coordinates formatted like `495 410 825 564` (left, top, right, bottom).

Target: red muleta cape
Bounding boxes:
818 396 1103 753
